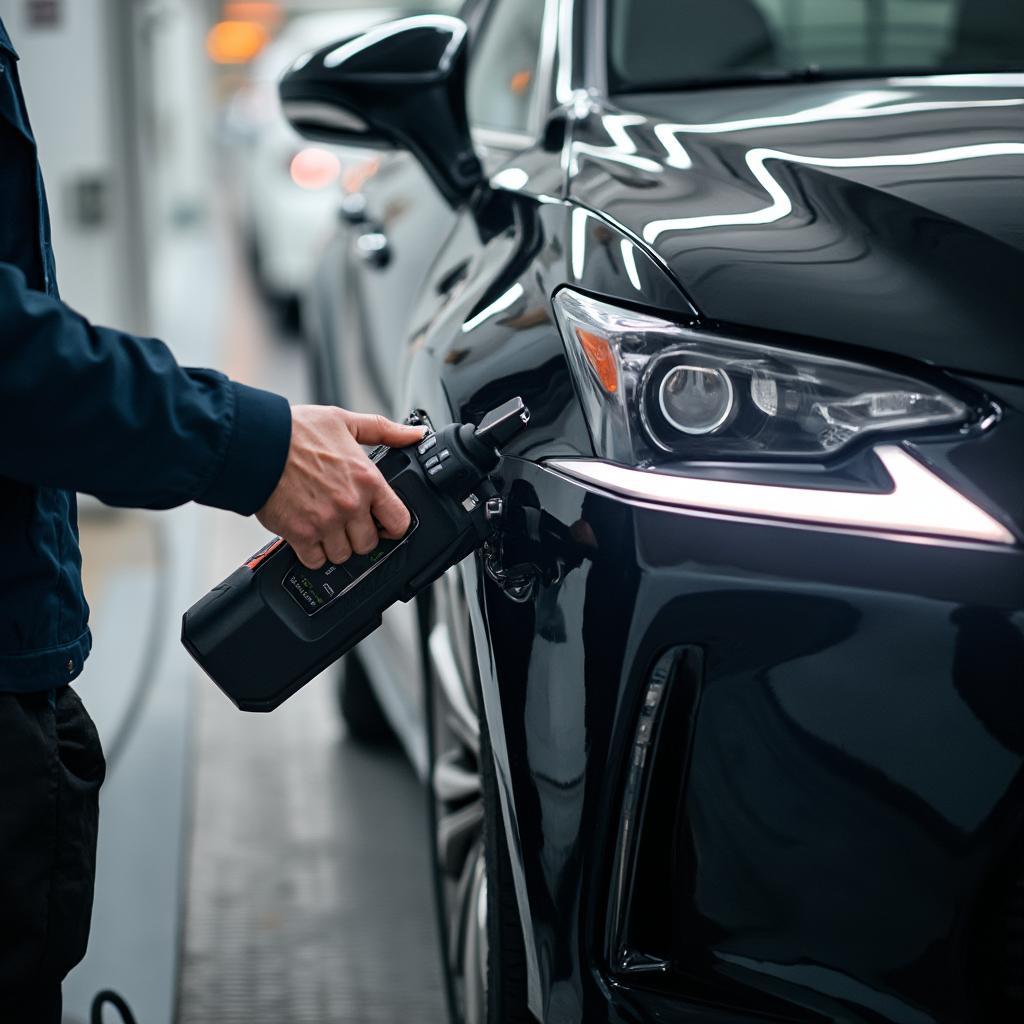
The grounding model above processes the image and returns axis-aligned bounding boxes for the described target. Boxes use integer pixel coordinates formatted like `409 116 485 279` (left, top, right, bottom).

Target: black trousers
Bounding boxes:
0 687 106 1023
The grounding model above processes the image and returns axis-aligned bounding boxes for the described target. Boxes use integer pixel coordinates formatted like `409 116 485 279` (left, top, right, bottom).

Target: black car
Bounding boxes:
289 2 1024 1021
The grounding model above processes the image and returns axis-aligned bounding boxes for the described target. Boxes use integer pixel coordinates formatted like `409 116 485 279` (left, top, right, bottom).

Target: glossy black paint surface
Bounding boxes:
399 190 1024 1024
280 15 482 205
306 3 1024 1020
482 456 1024 1024
569 80 1024 381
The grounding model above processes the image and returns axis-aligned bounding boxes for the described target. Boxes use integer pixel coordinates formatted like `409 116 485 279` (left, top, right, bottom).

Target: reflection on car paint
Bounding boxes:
643 141 1024 241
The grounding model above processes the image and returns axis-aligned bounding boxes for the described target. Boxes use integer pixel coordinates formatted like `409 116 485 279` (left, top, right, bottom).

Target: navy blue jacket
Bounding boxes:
0 20 292 692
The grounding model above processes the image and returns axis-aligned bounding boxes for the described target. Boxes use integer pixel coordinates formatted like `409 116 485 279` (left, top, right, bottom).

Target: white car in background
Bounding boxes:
225 10 399 321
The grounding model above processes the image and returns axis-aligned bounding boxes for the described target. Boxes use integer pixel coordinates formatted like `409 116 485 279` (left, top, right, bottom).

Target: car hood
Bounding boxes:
568 76 1024 381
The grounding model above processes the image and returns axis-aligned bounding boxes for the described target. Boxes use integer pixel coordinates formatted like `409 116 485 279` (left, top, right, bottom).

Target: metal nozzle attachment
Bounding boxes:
474 397 530 449
451 397 529 483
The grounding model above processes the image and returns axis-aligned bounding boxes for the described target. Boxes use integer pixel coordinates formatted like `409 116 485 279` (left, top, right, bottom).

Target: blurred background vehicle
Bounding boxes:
222 8 393 323
220 2 459 329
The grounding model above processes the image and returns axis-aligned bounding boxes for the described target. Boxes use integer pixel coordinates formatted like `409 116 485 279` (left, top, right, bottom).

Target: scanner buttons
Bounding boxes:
427 449 450 476
417 433 451 478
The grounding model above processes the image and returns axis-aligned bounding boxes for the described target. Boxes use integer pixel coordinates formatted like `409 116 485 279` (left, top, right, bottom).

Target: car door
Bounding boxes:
353 0 559 757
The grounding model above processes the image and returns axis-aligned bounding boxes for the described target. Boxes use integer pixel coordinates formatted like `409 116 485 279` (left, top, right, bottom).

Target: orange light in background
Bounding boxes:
290 148 342 190
576 328 619 393
206 20 269 64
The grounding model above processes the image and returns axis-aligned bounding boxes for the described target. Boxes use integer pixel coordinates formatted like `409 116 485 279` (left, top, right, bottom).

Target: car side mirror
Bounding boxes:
280 15 483 206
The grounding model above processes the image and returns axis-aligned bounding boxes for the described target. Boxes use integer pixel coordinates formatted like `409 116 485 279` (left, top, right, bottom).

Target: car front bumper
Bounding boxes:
481 437 1024 1024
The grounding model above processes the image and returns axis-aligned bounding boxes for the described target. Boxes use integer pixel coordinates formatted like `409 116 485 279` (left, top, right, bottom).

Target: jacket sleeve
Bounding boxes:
0 261 292 514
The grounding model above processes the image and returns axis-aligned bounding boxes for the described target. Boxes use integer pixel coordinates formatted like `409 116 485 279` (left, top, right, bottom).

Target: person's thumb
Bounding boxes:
344 411 426 448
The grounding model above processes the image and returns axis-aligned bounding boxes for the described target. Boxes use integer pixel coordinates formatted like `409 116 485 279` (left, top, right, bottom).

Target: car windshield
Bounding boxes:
607 0 1024 92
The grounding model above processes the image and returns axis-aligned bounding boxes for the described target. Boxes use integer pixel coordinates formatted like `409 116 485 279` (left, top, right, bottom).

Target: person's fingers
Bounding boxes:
344 412 426 448
346 514 379 556
293 539 328 570
371 480 412 539
323 531 353 566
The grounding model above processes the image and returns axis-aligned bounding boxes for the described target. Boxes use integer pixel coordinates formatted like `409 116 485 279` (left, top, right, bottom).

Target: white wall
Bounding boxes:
0 0 214 335
0 0 130 327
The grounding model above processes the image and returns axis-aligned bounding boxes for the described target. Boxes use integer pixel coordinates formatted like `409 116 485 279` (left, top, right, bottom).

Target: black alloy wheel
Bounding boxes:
425 568 530 1024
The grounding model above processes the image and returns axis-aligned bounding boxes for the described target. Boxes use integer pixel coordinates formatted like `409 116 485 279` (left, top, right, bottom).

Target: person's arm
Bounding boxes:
0 260 290 513
0 261 425 567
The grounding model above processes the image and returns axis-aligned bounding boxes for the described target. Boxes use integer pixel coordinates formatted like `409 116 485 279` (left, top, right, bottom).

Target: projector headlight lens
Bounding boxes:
655 364 735 436
553 288 973 464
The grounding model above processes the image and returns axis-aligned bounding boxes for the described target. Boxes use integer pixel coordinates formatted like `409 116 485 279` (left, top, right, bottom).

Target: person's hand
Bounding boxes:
257 405 425 569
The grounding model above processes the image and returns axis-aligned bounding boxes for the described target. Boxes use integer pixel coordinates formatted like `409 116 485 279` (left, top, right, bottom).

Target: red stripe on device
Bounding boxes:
244 537 286 571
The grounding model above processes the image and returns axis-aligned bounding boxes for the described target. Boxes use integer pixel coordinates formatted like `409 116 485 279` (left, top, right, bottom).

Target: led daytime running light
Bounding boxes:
547 446 1014 546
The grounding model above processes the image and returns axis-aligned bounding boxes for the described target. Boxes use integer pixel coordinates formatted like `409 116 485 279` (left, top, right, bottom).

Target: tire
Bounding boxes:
335 653 397 747
246 229 302 336
271 293 302 336
425 570 531 1024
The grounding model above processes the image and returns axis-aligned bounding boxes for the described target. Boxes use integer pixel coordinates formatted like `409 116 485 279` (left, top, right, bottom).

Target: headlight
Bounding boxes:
553 289 971 465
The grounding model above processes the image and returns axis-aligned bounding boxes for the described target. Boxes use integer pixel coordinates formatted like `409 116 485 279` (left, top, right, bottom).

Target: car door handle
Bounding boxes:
355 229 390 269
338 192 368 225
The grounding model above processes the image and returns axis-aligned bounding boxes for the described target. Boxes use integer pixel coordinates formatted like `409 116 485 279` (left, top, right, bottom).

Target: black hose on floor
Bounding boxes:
99 516 172 770
90 989 138 1024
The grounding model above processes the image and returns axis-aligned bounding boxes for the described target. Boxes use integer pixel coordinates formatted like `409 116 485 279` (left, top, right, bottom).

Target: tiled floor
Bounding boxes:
177 664 445 1024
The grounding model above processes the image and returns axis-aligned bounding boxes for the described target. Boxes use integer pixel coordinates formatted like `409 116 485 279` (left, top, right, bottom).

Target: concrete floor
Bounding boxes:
62 210 446 1024
177 664 445 1024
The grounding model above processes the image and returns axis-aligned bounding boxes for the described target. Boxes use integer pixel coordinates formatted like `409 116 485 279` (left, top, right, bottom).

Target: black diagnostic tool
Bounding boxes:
182 397 529 712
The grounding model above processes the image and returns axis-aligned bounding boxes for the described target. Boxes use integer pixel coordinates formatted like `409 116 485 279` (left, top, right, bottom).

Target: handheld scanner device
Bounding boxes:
181 397 529 712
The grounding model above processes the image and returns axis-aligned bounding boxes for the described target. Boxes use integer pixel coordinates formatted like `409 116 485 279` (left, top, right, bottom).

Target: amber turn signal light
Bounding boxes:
576 328 619 393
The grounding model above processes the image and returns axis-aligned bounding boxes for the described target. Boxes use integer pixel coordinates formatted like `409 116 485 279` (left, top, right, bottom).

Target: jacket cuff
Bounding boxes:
200 382 292 515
